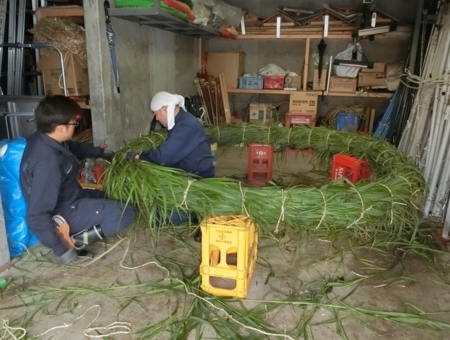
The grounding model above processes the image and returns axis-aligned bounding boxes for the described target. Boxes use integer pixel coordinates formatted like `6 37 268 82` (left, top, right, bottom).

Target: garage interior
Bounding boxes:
1 0 450 339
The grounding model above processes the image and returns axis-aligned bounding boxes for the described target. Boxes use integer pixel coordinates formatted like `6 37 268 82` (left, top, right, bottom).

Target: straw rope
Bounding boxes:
81 238 296 340
275 189 287 233
315 189 327 229
239 182 250 217
307 129 313 147
181 179 196 209
1 304 131 339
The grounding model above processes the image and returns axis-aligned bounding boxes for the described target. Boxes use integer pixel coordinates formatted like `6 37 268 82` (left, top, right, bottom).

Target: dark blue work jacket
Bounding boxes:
140 109 215 178
20 131 105 256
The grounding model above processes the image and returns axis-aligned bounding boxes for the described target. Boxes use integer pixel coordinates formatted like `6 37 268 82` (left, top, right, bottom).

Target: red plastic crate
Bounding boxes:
284 113 317 128
263 75 285 89
331 154 371 183
248 143 273 185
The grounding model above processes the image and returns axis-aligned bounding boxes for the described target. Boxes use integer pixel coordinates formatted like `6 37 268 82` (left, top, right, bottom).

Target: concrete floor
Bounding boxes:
1 149 450 339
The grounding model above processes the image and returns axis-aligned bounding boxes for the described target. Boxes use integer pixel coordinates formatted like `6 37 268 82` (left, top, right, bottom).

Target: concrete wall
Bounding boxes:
83 0 198 150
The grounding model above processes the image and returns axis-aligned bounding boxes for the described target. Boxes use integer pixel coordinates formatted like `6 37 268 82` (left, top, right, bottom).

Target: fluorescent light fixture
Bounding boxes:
276 16 281 38
241 16 246 35
358 25 390 37
333 59 374 68
371 12 377 27
323 15 329 37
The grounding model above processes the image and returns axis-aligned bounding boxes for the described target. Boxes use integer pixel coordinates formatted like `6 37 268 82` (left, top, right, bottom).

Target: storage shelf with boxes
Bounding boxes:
204 22 401 128
34 6 90 108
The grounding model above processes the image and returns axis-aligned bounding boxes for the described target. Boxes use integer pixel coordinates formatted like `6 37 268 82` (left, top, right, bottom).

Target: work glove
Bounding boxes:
101 151 115 162
126 151 138 160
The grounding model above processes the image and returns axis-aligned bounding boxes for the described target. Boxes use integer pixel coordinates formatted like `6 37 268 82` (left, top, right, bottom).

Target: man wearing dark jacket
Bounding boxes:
130 91 214 233
21 96 136 264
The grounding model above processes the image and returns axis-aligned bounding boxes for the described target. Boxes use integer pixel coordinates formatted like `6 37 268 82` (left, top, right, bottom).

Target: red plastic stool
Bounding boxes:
247 143 273 185
331 154 371 183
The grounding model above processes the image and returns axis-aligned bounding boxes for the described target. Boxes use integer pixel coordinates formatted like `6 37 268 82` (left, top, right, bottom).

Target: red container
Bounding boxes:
94 165 105 184
331 154 371 183
284 113 316 128
247 143 274 185
263 75 285 89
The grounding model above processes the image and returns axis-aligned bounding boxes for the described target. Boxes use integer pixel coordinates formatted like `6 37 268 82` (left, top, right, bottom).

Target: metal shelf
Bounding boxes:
108 7 219 38
227 88 393 98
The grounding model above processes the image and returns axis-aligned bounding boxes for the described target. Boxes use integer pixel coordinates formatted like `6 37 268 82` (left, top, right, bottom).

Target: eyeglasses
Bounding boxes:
65 122 79 127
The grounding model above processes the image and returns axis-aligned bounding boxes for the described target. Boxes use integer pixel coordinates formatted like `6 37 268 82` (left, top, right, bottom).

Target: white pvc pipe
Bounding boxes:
276 17 281 38
423 17 450 179
424 91 450 214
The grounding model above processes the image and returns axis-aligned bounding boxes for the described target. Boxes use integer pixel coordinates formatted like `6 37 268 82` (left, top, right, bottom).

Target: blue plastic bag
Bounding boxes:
0 138 39 257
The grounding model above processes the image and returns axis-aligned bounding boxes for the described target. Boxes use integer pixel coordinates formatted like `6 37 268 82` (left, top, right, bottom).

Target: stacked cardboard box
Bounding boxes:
358 63 386 87
286 92 318 127
249 103 272 124
38 53 89 96
329 76 357 93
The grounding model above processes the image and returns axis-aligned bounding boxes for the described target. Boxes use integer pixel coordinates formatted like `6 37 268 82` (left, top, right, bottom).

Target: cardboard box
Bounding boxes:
284 75 302 90
249 103 272 124
329 76 357 93
358 72 386 87
361 62 385 74
313 66 328 91
289 92 318 115
206 52 245 89
38 53 89 96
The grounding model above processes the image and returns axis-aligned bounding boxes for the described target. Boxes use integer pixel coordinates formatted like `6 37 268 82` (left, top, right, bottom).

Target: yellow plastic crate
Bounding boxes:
200 215 258 298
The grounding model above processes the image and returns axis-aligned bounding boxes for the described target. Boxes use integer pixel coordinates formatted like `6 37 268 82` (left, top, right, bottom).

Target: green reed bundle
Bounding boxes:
104 124 426 242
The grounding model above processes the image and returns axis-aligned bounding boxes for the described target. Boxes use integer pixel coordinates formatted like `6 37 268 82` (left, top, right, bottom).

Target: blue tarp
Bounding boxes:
0 138 39 256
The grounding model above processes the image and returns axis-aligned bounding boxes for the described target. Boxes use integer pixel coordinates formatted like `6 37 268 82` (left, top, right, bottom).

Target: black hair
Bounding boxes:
35 95 81 134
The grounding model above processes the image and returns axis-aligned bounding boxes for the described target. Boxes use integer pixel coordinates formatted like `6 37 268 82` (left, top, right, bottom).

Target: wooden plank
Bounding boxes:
236 33 350 40
363 107 370 132
303 37 310 91
369 108 376 134
197 38 202 73
219 73 231 123
36 5 84 20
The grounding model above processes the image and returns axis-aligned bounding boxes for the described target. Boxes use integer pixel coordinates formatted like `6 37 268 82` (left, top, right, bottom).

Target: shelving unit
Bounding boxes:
109 4 219 37
35 5 84 21
227 88 393 98
35 5 90 109
220 26 401 100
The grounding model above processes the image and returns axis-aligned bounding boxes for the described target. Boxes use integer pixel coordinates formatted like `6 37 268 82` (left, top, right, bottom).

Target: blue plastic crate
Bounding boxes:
335 113 363 132
239 76 263 89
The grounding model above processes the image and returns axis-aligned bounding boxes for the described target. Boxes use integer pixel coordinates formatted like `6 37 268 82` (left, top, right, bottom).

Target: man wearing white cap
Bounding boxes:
129 91 214 235
133 91 214 178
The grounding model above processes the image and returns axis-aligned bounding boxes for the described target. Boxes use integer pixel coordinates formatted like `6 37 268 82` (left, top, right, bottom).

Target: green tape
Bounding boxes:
0 278 10 289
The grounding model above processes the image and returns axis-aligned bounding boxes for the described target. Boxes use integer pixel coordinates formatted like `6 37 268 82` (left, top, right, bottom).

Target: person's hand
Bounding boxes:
101 151 115 162
126 151 139 160
59 248 78 265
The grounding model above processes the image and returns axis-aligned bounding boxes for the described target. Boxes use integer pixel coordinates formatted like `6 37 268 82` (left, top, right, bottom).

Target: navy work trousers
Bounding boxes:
58 189 136 237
